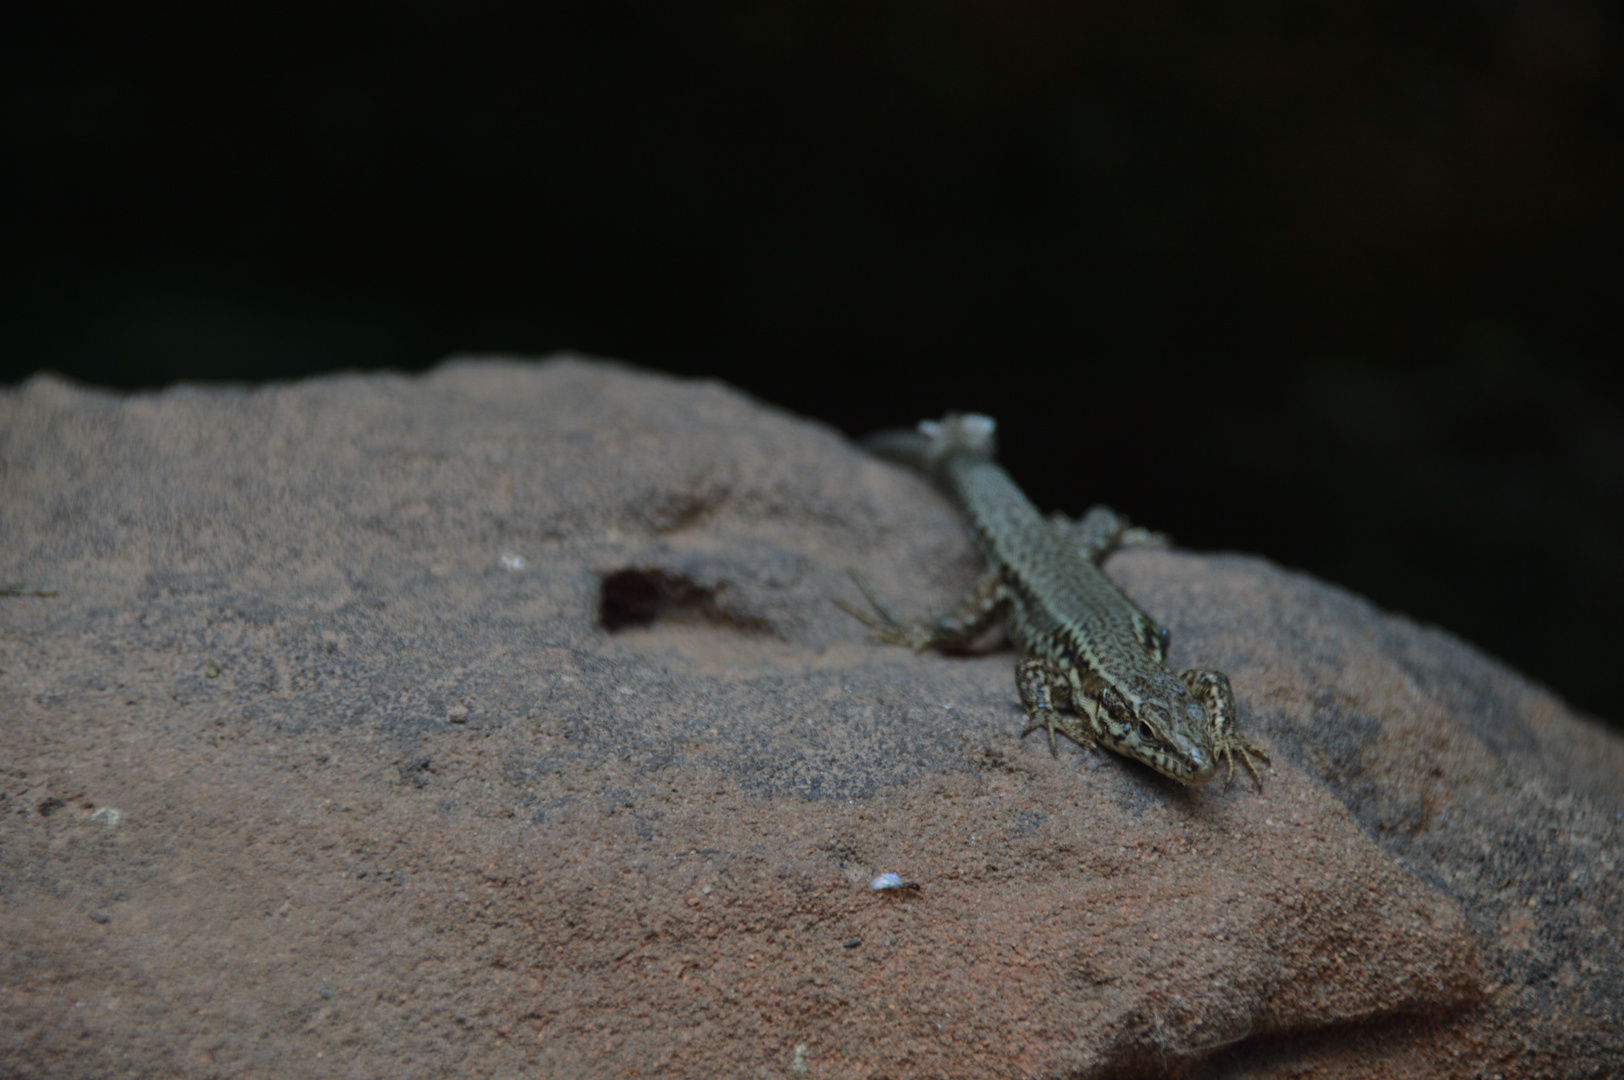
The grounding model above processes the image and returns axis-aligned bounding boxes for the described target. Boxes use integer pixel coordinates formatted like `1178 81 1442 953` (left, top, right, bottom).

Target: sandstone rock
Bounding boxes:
1 356 1619 1078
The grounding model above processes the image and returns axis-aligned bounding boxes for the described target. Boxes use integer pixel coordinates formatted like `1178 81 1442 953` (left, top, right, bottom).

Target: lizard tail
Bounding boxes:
860 427 933 469
861 413 999 476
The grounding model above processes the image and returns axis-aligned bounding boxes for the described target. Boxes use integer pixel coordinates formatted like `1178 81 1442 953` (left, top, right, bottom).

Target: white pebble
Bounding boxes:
870 872 919 891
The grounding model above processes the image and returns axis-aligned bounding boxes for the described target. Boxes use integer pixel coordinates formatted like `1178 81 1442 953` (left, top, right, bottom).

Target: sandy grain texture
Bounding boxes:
2 357 1620 1078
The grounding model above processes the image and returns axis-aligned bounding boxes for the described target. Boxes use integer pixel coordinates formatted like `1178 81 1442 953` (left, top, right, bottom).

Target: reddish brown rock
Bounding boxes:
2 357 1619 1078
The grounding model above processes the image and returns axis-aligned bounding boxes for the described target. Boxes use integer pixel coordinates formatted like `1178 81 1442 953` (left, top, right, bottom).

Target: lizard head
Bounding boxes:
1092 674 1218 785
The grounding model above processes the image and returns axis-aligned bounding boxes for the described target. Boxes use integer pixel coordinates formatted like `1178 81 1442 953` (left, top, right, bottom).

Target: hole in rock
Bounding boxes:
599 568 765 633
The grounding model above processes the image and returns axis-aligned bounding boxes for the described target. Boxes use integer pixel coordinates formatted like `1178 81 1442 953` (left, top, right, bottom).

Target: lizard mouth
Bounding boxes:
1166 745 1219 785
1174 762 1218 787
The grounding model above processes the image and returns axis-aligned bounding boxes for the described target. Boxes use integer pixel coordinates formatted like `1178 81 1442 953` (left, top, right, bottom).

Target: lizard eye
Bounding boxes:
1134 703 1171 744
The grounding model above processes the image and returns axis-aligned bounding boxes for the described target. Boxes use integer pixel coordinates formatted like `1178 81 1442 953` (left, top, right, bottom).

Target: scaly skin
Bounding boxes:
842 413 1268 788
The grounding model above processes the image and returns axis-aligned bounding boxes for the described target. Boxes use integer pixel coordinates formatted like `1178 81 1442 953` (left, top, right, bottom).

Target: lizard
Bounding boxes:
840 413 1268 788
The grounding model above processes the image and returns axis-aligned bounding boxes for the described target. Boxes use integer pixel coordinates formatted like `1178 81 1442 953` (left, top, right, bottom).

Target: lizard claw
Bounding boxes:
1020 711 1096 758
1020 715 1061 757
1216 736 1270 790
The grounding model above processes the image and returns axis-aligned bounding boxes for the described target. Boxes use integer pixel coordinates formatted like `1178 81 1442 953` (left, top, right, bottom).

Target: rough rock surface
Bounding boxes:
2 357 1620 1079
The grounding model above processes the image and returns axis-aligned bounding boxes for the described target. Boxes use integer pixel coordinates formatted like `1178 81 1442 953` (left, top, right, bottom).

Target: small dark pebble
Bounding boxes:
842 938 861 949
402 757 433 788
37 797 66 817
89 912 111 925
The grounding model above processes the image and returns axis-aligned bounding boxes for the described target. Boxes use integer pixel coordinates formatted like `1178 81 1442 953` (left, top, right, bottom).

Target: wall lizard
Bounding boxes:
842 413 1268 788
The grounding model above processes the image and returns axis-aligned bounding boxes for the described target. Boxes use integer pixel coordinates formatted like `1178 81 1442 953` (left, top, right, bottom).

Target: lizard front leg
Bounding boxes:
839 568 1007 652
1017 657 1097 756
1180 669 1270 788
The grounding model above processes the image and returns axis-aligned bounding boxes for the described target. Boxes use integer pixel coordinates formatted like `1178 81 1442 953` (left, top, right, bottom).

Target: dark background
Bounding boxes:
5 1 1622 726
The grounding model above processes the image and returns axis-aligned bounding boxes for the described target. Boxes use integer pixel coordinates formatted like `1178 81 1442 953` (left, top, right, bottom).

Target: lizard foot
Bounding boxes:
1016 657 1095 757
1019 713 1098 757
1215 733 1270 790
835 570 934 651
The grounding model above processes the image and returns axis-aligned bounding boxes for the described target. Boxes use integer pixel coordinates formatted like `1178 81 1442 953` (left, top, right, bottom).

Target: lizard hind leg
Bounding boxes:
1180 669 1271 788
837 568 1006 653
1018 657 1093 756
835 569 925 649
1050 505 1171 564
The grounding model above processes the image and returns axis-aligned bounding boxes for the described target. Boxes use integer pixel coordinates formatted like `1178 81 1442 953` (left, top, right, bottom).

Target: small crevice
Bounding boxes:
598 568 770 634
